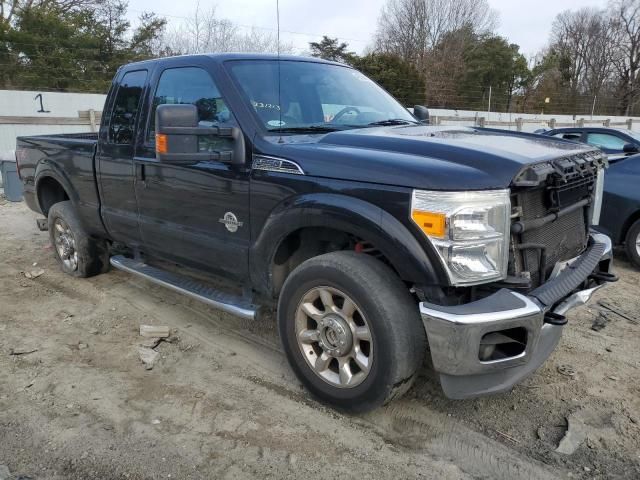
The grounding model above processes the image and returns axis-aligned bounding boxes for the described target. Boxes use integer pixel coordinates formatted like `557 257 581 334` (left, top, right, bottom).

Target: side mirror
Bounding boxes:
155 104 245 165
413 105 430 124
623 143 639 154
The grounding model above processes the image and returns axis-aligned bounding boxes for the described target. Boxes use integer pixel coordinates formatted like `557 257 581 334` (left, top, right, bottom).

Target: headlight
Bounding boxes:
411 189 511 285
591 167 604 225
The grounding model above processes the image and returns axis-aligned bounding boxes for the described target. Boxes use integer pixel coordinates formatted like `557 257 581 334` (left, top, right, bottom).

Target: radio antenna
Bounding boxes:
276 0 283 143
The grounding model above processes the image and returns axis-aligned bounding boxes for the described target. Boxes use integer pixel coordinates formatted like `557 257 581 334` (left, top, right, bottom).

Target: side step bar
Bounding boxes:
110 255 258 320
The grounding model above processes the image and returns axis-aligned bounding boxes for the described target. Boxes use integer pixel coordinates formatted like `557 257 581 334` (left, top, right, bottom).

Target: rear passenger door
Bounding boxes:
133 64 251 281
97 69 148 245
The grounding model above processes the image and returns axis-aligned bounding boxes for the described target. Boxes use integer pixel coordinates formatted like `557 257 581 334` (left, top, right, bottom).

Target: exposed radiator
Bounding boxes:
511 176 593 287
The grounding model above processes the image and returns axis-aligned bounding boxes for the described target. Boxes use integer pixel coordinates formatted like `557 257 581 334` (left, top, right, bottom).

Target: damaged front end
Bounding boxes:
420 150 617 399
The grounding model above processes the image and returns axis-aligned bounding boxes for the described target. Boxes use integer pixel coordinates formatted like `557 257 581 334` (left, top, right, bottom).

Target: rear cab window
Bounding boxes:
108 70 147 144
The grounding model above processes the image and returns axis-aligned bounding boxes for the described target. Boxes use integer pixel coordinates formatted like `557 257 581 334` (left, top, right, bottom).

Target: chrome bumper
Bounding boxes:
420 232 613 399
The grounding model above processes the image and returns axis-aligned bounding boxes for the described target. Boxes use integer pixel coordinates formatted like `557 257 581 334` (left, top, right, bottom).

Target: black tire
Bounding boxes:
277 251 426 413
625 219 640 268
48 201 110 278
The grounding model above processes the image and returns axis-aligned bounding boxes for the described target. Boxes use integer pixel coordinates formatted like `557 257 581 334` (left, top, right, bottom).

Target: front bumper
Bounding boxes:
420 232 614 399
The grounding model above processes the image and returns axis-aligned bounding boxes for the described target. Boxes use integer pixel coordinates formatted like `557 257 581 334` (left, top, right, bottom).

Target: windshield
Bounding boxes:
226 60 417 132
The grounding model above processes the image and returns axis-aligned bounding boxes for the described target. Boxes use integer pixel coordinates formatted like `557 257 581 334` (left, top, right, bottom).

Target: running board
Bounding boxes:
109 255 258 320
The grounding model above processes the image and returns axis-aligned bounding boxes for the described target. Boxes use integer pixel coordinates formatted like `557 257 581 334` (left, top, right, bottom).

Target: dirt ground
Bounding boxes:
1 197 639 480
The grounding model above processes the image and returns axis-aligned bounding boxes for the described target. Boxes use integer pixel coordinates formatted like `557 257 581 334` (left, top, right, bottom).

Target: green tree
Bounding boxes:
6 3 103 90
0 0 166 92
460 34 530 111
351 53 426 106
309 35 355 63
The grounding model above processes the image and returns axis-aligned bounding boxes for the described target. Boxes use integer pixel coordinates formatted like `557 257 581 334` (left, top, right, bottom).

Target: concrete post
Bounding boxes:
89 109 97 132
477 117 486 128
627 119 633 130
549 118 556 129
577 118 585 127
515 118 523 132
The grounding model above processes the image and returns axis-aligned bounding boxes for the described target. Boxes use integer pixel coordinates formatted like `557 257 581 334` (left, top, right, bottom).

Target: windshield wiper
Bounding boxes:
267 125 342 133
366 119 420 126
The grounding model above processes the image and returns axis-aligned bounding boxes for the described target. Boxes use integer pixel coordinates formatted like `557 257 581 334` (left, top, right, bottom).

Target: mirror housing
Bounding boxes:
413 105 430 124
623 142 639 154
155 104 245 165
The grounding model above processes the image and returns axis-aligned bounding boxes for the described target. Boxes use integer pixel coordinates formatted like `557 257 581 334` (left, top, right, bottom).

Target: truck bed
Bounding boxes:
16 132 104 236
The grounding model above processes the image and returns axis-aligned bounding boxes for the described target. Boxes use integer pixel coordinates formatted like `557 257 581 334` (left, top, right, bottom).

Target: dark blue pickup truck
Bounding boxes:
15 54 615 412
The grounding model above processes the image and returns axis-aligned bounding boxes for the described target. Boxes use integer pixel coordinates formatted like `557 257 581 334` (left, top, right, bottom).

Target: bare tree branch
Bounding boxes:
161 5 294 56
373 0 498 68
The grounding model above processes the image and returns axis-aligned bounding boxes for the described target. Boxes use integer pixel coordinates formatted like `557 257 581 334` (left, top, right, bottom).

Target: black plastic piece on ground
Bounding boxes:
590 271 618 283
36 218 48 231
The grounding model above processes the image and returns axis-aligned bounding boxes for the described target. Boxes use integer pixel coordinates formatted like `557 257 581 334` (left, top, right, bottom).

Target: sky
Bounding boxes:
127 0 609 58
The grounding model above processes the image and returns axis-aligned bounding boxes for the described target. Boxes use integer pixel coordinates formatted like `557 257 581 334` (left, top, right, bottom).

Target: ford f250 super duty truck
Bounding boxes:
16 54 616 412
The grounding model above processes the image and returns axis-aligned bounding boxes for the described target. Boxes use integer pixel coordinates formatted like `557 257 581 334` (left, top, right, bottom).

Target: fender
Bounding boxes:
250 193 447 296
34 159 81 210
34 158 109 238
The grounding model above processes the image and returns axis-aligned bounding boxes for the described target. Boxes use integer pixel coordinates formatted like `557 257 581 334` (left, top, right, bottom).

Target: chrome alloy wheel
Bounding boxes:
295 286 373 388
53 218 78 271
636 231 640 257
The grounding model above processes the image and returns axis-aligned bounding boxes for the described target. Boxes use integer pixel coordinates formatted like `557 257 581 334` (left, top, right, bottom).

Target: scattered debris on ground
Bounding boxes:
556 414 587 455
591 312 609 331
598 299 640 324
22 268 44 279
137 346 160 370
8 348 38 356
557 364 576 376
139 324 170 338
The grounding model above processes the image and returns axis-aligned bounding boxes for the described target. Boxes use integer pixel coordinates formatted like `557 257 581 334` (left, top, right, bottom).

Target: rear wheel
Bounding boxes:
625 219 640 268
278 251 426 413
48 201 110 277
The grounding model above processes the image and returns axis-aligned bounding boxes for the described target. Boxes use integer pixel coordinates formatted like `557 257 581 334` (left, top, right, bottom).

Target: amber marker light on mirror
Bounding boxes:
156 134 168 154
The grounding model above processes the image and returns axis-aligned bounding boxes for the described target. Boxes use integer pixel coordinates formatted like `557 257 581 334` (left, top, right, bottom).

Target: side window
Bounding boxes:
148 67 234 152
109 70 147 144
586 133 628 150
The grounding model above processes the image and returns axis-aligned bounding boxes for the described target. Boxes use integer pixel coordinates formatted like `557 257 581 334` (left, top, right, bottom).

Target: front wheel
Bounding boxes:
625 218 640 269
277 251 426 413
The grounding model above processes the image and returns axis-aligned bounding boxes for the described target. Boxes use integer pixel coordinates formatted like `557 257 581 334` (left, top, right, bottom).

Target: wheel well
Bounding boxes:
37 176 69 216
621 209 640 243
270 227 398 296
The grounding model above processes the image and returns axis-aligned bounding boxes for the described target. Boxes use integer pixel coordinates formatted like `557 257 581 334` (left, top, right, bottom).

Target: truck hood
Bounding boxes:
266 126 596 190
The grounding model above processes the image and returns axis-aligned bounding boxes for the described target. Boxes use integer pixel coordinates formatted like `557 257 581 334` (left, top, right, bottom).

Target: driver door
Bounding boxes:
134 64 250 281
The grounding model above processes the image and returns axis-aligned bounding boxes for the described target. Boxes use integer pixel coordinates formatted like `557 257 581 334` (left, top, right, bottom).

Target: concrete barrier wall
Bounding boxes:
426 108 640 133
0 90 107 161
2 88 640 161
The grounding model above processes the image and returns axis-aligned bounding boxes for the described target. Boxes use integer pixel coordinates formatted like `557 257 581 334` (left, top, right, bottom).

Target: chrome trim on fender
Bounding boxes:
252 154 304 175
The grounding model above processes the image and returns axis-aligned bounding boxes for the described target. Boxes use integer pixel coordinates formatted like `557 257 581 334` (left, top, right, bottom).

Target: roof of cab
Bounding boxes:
121 53 346 70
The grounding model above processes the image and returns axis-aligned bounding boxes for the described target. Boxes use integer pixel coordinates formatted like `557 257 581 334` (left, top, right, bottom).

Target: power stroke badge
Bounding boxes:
219 212 243 233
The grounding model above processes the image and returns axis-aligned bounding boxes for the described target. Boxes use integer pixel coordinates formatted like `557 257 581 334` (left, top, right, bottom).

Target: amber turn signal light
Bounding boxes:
156 134 168 154
411 210 446 238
